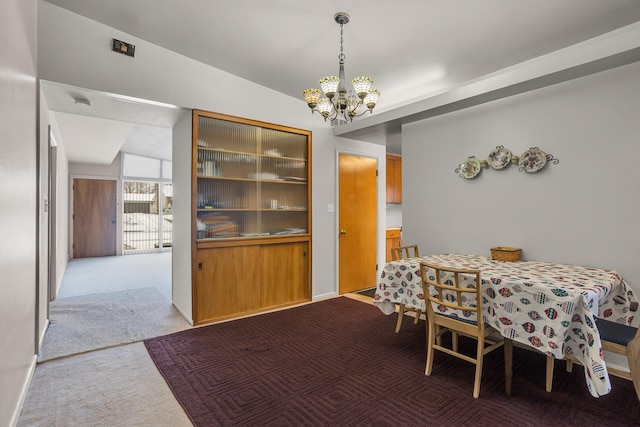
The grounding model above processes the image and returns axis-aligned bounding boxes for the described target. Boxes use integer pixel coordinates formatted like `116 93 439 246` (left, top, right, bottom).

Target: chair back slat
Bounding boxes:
420 262 483 328
391 244 419 261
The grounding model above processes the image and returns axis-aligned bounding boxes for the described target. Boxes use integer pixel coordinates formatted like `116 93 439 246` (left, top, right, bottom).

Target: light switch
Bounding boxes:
327 203 335 213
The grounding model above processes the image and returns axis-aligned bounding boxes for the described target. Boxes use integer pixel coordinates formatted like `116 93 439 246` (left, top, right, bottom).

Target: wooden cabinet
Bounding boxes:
386 154 402 204
385 228 402 262
195 240 310 324
192 110 312 324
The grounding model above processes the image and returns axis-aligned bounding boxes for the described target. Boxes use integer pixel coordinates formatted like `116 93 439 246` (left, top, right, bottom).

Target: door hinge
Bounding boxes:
376 263 378 271
376 170 379 176
198 262 203 271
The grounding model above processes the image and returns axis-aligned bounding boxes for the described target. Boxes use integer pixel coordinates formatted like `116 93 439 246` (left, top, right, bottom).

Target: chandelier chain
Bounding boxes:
339 23 345 62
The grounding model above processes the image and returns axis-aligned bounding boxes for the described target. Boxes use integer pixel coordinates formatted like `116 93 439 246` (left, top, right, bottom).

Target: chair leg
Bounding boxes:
435 325 442 346
395 304 405 333
413 310 420 325
545 356 555 392
473 336 485 398
504 338 513 397
566 359 573 372
452 332 459 352
425 321 436 376
627 337 640 402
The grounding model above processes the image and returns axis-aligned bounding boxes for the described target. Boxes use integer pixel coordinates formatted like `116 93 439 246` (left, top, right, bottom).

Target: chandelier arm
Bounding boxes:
310 105 340 122
350 107 375 119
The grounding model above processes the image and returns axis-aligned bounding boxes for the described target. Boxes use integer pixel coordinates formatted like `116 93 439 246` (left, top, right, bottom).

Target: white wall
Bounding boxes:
403 61 640 299
49 115 69 295
0 0 37 426
171 112 193 322
37 2 388 305
386 204 403 228
37 88 49 354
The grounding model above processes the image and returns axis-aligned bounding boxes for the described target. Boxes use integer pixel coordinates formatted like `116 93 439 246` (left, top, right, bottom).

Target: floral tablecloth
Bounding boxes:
375 254 639 397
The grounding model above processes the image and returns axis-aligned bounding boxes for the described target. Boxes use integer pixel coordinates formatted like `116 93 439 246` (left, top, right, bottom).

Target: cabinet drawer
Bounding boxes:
386 229 401 239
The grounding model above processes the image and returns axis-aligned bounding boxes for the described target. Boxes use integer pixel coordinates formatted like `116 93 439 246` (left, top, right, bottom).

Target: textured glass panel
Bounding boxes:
196 112 309 240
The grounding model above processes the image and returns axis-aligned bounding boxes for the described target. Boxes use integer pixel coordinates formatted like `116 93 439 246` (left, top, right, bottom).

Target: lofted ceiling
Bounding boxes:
41 0 640 162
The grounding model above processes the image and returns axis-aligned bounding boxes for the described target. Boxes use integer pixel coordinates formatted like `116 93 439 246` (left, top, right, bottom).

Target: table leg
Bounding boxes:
505 338 513 397
545 356 555 392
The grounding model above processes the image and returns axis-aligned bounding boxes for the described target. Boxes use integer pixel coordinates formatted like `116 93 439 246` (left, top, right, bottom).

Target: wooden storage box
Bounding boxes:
490 247 521 262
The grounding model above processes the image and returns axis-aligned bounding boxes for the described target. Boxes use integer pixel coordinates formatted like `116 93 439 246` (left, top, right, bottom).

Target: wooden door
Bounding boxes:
73 178 117 258
338 153 377 293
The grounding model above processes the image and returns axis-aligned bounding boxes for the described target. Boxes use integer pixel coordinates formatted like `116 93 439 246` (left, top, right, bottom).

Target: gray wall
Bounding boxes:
0 0 37 426
403 61 640 297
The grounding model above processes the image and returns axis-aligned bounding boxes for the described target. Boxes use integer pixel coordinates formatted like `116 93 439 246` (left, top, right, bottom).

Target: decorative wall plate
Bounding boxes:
519 147 547 173
487 145 512 170
459 156 481 179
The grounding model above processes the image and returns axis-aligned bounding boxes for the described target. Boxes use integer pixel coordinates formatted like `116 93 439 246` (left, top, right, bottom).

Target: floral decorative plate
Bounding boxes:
519 147 547 173
487 145 512 170
459 156 482 179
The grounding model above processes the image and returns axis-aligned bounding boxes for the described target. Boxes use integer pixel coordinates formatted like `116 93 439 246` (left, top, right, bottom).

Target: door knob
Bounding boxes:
339 229 347 235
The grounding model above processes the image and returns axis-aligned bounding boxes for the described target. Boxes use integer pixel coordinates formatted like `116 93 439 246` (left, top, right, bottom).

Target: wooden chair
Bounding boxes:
420 262 513 398
546 318 640 401
390 244 424 333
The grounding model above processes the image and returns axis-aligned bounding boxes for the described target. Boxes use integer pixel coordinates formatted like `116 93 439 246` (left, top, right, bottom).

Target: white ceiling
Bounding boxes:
41 80 184 163
41 0 640 163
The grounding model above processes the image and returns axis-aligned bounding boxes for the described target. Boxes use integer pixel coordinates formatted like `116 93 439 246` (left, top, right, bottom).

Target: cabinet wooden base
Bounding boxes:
194 238 310 325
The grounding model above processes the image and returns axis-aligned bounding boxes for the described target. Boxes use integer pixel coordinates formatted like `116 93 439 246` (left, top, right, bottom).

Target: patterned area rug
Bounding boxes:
145 297 639 427
39 287 191 362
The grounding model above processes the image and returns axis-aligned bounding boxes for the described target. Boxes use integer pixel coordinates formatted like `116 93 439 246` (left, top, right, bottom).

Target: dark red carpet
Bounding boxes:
144 297 639 426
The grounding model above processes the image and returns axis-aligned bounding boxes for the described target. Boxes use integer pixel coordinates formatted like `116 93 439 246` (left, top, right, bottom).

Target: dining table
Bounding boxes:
375 253 639 397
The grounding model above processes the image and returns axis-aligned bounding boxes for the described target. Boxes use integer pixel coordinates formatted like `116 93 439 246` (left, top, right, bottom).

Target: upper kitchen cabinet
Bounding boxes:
386 153 402 204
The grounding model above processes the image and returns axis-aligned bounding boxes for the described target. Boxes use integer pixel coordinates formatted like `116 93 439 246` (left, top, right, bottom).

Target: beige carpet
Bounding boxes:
19 342 192 427
38 287 191 362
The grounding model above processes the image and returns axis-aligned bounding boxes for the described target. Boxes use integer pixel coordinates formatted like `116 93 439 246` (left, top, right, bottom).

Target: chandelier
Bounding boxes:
302 12 380 123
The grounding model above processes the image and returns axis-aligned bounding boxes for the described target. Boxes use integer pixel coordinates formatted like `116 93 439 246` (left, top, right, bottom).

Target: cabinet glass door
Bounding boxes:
195 113 309 240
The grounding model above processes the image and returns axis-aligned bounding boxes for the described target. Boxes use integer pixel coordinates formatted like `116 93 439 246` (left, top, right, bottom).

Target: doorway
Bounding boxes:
338 153 378 294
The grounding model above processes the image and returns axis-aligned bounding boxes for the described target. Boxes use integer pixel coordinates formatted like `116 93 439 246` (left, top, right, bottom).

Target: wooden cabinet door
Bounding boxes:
259 242 309 307
195 246 259 323
385 229 401 261
386 155 396 203
393 156 402 203
386 154 402 203
195 242 310 324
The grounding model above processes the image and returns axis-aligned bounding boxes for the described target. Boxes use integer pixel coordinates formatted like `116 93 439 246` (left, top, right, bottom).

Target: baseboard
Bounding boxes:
172 302 194 326
10 354 38 427
312 291 337 301
38 319 50 353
